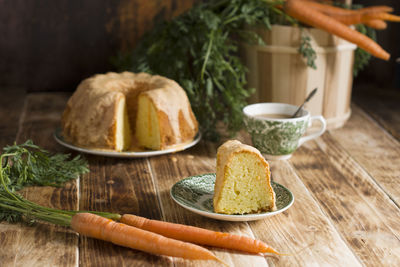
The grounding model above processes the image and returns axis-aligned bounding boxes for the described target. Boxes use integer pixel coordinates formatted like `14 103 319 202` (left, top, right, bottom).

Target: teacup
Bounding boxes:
243 103 326 160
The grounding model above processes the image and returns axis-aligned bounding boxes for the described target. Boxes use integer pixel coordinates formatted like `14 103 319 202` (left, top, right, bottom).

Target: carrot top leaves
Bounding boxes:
111 0 385 140
1 140 89 191
112 0 288 141
0 140 89 223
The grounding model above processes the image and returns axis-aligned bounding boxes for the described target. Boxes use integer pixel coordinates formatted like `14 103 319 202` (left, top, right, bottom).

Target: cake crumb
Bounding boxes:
171 157 178 162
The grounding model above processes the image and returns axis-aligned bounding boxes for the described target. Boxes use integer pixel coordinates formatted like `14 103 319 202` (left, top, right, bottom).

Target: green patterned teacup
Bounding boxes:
243 103 326 160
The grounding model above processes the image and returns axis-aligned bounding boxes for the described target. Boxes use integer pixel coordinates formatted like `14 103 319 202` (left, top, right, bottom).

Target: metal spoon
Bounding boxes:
292 88 318 118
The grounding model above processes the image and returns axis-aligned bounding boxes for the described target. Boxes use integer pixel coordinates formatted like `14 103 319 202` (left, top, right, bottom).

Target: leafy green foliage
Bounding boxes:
113 0 375 139
0 140 89 223
1 140 89 191
113 0 286 140
299 34 317 69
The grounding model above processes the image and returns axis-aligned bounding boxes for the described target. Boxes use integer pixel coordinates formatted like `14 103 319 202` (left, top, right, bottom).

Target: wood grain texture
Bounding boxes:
0 87 26 148
0 93 78 267
241 25 355 129
78 155 169 266
148 142 269 266
330 104 400 206
352 87 400 141
2 88 400 266
252 160 361 267
290 134 400 266
0 0 197 91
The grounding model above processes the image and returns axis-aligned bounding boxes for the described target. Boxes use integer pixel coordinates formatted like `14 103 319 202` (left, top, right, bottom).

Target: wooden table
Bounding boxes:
1 88 399 266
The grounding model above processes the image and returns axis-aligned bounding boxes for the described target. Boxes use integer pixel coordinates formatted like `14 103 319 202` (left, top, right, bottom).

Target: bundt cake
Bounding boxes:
61 72 198 151
213 140 276 214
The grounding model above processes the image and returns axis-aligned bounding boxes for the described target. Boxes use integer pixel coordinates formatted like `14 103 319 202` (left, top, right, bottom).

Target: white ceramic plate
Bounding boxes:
170 173 294 221
54 128 201 158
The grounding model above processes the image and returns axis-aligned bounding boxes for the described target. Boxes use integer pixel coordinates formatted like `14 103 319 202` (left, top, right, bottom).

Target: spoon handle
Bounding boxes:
292 88 318 118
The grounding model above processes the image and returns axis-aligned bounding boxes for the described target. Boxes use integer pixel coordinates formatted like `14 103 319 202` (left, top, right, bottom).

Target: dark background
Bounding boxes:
0 0 399 92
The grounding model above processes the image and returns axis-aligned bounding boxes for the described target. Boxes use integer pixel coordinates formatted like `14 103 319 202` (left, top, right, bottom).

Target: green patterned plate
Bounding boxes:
170 173 294 221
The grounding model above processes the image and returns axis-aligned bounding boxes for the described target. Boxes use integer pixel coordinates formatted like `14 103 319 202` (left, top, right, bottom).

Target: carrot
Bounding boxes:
71 213 224 262
301 1 394 25
319 12 400 26
308 2 392 16
284 0 390 60
300 1 355 16
364 19 387 30
120 214 282 255
364 12 400 23
357 6 394 14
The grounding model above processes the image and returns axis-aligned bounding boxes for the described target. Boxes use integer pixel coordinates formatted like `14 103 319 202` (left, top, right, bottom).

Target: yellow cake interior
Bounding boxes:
213 140 276 214
61 72 199 152
115 97 132 151
135 94 161 150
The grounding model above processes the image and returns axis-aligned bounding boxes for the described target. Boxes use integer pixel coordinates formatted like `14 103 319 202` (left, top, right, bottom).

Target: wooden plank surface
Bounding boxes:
255 160 362 266
353 87 400 141
1 90 400 267
0 87 25 147
78 156 168 266
149 142 269 267
330 104 400 206
290 134 400 266
0 93 79 267
1 0 198 91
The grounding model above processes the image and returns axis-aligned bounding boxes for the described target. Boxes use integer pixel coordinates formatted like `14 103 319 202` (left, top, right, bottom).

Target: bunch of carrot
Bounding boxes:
0 142 282 264
70 212 283 264
1 186 283 264
282 0 400 61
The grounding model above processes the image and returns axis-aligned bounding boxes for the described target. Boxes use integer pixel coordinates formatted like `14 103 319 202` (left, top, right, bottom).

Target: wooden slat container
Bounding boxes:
241 25 357 129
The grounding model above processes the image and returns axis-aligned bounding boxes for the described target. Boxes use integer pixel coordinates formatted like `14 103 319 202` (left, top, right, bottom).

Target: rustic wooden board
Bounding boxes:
148 142 269 266
330 104 400 206
251 160 361 266
78 155 169 266
0 93 79 267
0 87 25 148
352 88 400 141
0 0 197 91
2 89 399 266
290 133 400 266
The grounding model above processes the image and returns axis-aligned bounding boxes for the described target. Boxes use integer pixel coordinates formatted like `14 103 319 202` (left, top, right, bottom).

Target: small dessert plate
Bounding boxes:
170 173 294 221
54 128 201 158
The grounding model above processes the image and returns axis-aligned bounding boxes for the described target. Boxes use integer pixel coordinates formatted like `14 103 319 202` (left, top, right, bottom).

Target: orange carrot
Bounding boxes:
301 1 393 15
320 12 400 26
300 1 355 16
302 1 394 25
364 19 387 30
320 13 363 25
120 214 282 255
284 0 390 60
364 12 400 23
357 6 394 14
71 213 224 262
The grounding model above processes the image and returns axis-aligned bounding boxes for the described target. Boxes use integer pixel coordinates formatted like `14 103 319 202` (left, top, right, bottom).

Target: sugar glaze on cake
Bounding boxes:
62 72 198 151
213 140 276 214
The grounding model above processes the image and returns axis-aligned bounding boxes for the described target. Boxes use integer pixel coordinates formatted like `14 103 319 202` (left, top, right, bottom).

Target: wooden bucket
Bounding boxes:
241 25 357 129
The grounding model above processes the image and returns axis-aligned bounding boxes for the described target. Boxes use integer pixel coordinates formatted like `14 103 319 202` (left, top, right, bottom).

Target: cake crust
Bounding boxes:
62 72 198 151
213 140 276 214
